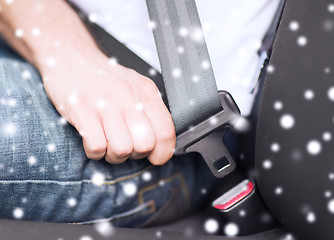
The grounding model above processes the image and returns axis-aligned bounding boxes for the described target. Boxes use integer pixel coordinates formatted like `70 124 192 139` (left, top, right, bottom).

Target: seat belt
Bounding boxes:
72 0 287 233
145 0 240 178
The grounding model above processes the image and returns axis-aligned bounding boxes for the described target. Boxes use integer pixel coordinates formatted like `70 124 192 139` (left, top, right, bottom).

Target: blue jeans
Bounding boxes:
0 39 221 227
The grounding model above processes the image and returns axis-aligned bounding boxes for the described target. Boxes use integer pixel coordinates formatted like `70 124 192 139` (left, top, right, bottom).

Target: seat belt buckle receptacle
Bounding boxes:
174 91 240 178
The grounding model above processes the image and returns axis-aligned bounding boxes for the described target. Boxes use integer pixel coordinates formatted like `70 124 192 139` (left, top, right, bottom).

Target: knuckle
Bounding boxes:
112 145 133 158
149 156 166 166
105 155 127 164
87 143 106 155
142 78 159 94
135 142 155 154
84 141 106 160
157 129 175 143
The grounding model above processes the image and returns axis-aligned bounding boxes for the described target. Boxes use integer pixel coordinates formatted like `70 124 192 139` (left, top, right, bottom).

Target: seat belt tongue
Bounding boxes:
146 0 240 178
174 91 240 178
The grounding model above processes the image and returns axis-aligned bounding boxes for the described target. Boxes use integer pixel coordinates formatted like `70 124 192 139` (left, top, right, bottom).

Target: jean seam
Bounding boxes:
137 171 191 212
0 165 155 185
70 199 155 225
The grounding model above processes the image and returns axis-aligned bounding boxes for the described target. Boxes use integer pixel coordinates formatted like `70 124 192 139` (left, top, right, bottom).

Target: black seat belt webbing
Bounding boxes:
145 0 222 134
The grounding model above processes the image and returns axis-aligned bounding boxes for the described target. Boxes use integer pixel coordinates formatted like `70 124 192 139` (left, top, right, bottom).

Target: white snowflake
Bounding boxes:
172 68 181 78
177 46 185 54
325 191 332 198
201 60 210 70
59 117 67 125
280 114 295 129
22 70 31 79
328 86 334 101
156 231 162 238
210 117 218 125
28 156 37 166
263 159 272 169
3 122 17 136
46 57 56 67
15 28 24 38
306 212 316 223
271 143 280 152
239 209 246 217
192 75 199 83
289 21 299 31
147 21 156 30
179 27 188 37
67 197 77 207
96 99 106 109
79 236 93 240
108 57 118 66
142 171 152 181
304 90 314 100
306 140 322 155
323 132 332 142
329 172 334 180
325 67 331 74
267 65 275 73
94 222 114 237
88 13 98 23
204 218 219 234
297 36 308 46
275 186 283 195
122 182 137 197
148 68 157 76
224 222 239 237
273 101 283 111
32 27 41 36
8 98 17 107
47 143 56 152
13 207 24 219
68 93 78 105
328 3 334 13
191 28 204 42
91 172 105 186
328 199 334 213
232 116 251 132
135 102 144 112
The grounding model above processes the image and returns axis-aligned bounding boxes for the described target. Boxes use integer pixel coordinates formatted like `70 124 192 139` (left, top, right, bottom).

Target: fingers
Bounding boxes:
123 107 156 160
100 107 133 164
141 99 175 165
68 104 107 160
66 74 175 166
138 79 176 165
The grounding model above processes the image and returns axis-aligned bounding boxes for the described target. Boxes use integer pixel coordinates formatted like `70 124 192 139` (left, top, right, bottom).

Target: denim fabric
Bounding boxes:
0 38 220 227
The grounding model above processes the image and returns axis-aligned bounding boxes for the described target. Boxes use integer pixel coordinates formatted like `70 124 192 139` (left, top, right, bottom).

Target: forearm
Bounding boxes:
0 0 105 74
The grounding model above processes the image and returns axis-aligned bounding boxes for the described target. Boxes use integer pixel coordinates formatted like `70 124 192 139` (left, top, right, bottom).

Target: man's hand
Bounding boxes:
42 57 175 165
0 0 175 165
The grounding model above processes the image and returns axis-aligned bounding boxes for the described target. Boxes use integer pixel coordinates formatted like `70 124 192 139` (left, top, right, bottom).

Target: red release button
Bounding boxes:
213 179 255 211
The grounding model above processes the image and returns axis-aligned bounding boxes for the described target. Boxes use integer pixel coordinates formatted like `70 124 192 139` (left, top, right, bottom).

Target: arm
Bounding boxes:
0 0 175 164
